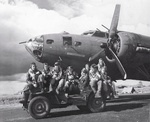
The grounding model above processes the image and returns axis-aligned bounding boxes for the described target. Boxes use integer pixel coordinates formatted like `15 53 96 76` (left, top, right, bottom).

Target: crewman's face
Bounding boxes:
54 65 59 71
68 68 73 73
44 65 49 70
31 64 36 70
85 64 89 70
101 68 106 74
99 59 103 65
91 67 96 73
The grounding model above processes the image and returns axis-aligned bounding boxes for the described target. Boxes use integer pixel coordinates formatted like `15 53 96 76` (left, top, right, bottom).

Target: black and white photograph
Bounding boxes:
0 0 150 122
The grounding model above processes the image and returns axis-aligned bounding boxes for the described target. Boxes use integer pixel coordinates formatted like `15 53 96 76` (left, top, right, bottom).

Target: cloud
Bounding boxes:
0 73 26 82
0 73 26 95
0 81 26 95
0 0 150 76
0 0 150 95
46 0 84 18
0 0 67 75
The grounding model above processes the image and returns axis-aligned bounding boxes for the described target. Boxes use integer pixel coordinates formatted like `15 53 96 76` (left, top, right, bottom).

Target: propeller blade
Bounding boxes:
89 50 104 62
19 41 27 44
108 47 127 79
109 4 121 39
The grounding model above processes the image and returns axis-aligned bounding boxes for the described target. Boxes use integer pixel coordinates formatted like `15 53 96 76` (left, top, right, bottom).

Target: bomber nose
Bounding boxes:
25 36 44 61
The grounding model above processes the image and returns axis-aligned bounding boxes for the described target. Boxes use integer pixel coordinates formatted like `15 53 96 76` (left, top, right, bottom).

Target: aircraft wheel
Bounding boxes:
28 96 50 119
87 93 106 113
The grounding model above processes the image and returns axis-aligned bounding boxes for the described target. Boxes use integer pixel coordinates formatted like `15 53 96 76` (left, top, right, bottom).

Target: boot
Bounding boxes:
112 91 119 98
95 91 101 98
38 82 44 93
48 84 53 93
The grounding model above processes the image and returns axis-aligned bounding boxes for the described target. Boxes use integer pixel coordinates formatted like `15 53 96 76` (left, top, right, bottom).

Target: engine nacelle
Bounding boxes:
106 32 139 67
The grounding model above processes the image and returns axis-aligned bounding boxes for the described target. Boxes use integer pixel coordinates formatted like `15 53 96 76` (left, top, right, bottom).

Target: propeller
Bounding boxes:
108 48 127 79
89 4 127 79
109 4 120 39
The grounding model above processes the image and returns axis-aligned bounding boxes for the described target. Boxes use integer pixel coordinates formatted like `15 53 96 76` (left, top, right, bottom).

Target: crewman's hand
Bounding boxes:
33 83 37 88
36 71 40 75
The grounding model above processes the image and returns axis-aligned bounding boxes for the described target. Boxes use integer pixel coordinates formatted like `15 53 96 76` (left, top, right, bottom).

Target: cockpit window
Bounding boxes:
34 36 44 43
82 30 108 38
63 36 72 46
92 31 107 38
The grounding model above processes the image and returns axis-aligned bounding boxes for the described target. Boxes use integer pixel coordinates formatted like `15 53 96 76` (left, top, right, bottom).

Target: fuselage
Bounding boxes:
24 30 150 80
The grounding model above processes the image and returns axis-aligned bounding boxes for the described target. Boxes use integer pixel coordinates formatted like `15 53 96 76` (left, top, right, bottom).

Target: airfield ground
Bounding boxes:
0 80 150 122
0 93 150 122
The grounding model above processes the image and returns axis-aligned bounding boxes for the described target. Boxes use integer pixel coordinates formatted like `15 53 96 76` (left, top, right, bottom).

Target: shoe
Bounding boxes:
19 99 26 104
47 91 51 93
106 95 111 100
95 93 101 98
65 93 68 98
61 101 67 104
37 90 44 94
113 94 119 99
56 89 59 94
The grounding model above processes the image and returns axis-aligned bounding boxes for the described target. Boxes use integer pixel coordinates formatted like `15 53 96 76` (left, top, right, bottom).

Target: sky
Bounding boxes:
0 0 150 82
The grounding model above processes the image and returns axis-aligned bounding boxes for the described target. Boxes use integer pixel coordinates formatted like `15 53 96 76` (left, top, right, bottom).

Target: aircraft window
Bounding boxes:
46 39 54 44
74 41 82 46
36 38 43 43
63 37 72 46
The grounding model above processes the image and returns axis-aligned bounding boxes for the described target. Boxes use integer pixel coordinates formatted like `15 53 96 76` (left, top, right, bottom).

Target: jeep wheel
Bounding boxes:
87 93 106 113
28 96 50 119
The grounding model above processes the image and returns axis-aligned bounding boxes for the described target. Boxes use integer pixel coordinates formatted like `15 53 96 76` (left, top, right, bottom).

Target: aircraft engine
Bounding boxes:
105 31 137 66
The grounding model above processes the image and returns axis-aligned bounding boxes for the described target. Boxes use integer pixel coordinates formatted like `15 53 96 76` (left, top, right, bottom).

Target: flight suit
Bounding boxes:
101 73 118 98
50 66 65 93
89 70 102 98
79 68 90 89
38 68 52 92
64 69 79 94
21 68 41 103
97 64 106 74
